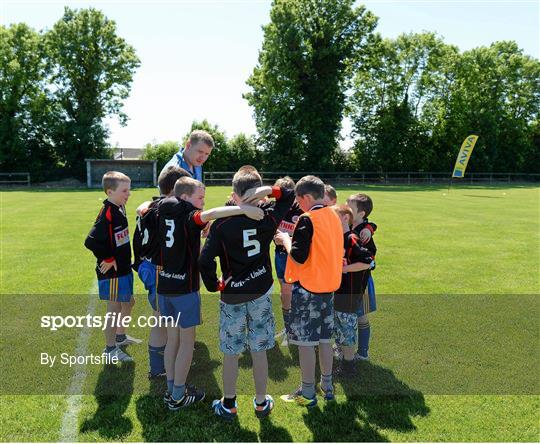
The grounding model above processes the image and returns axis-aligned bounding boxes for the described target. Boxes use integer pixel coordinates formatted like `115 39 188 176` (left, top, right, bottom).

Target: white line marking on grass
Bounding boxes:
59 282 98 443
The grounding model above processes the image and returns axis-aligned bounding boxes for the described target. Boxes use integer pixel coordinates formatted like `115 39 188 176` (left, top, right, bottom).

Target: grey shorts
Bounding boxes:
219 287 275 355
288 284 334 346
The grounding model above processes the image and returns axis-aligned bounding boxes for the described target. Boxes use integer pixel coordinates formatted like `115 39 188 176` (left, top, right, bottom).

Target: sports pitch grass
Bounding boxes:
0 184 538 442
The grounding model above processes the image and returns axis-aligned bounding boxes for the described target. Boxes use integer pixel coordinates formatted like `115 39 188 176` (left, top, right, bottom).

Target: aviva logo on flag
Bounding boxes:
452 135 479 178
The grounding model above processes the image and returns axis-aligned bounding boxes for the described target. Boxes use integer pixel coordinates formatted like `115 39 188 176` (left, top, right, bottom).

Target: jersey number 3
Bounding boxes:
165 219 175 247
243 229 260 257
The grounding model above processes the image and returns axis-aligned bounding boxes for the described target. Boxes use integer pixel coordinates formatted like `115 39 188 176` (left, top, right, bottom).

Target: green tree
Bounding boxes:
439 41 540 173
349 33 540 173
228 133 263 170
245 0 377 171
0 24 57 180
141 140 181 173
45 7 140 178
348 32 457 171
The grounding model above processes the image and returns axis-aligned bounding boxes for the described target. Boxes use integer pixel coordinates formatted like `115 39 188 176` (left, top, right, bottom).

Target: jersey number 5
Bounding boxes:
165 219 175 247
243 229 260 257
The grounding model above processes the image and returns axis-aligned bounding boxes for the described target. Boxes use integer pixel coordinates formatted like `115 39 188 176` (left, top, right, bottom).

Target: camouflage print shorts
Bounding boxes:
334 310 358 346
219 288 275 355
288 284 334 346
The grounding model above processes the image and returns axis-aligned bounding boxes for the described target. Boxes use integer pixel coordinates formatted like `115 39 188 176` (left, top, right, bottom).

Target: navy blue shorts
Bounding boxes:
274 251 288 280
137 260 160 311
98 273 133 302
357 275 377 316
157 291 201 328
288 284 334 346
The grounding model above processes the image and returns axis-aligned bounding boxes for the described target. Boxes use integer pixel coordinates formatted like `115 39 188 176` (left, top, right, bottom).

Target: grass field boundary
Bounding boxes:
204 171 540 186
59 282 97 442
1 186 537 442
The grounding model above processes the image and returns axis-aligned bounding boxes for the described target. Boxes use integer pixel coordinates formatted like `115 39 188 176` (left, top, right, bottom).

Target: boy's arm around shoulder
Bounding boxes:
266 187 295 227
136 201 153 216
199 223 222 292
358 221 377 244
343 234 375 273
241 185 273 204
199 204 264 224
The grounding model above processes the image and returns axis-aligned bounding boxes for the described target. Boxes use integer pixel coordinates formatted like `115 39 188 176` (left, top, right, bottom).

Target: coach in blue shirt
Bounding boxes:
160 130 214 181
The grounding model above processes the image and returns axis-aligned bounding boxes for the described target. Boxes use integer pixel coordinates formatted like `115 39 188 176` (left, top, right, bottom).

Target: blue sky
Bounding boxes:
2 0 539 148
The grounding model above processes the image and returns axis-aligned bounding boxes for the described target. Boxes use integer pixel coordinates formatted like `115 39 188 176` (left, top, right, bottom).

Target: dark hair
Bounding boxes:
274 176 295 190
295 175 324 200
189 130 214 148
232 169 262 197
158 166 190 195
348 193 373 218
174 177 204 198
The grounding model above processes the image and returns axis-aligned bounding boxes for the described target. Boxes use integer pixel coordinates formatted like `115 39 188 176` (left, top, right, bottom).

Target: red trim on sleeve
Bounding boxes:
365 224 374 234
270 186 282 200
193 211 206 227
103 257 115 263
105 206 114 249
217 280 225 291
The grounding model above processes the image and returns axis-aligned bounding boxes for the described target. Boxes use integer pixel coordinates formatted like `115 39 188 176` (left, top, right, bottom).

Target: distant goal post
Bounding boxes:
85 159 157 188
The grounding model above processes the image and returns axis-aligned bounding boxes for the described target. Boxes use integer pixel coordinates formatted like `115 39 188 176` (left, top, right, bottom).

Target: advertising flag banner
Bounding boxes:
452 135 479 178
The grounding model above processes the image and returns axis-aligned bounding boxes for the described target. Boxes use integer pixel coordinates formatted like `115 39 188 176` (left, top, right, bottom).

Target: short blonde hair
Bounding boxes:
189 130 214 148
102 171 130 192
332 204 353 226
174 176 204 198
324 184 337 200
236 165 259 175
274 176 295 190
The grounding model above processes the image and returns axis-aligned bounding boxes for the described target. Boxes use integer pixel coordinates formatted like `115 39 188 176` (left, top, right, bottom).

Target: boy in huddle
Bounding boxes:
273 176 303 347
132 166 190 378
84 171 137 362
158 177 264 410
275 175 343 407
323 184 337 206
332 205 375 374
347 193 378 360
199 168 295 420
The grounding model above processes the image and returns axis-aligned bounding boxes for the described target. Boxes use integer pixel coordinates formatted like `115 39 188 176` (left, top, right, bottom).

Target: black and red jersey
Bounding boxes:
157 197 207 295
274 201 303 254
84 199 132 280
132 196 162 271
352 219 378 256
334 231 374 313
199 187 295 304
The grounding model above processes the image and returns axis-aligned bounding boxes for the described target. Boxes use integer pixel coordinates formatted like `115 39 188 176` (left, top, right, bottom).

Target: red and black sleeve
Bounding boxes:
199 223 222 292
289 215 314 264
84 205 115 262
